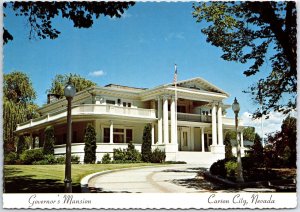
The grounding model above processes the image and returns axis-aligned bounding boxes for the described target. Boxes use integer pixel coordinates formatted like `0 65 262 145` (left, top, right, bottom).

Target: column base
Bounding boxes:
210 145 225 154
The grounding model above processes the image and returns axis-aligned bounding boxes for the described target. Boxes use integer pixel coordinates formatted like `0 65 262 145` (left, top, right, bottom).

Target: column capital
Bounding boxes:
163 94 170 100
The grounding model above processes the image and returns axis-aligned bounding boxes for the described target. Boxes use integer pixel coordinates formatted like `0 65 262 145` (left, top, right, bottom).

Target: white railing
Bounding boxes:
16 104 156 131
176 112 212 123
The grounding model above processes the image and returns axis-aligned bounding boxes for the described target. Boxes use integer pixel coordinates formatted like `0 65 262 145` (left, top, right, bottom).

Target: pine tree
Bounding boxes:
84 124 97 164
43 126 55 155
142 124 152 162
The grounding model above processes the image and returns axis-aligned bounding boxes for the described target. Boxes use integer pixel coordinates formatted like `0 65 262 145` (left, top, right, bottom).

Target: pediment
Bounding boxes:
174 78 229 95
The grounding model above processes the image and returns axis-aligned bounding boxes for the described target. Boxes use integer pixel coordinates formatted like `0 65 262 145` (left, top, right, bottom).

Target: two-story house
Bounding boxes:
15 77 245 165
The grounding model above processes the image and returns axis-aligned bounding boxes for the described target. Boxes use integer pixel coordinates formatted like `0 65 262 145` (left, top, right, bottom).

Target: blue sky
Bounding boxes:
4 2 280 134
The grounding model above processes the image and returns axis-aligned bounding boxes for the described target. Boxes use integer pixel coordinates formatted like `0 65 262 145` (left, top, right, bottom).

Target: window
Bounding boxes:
72 131 77 143
177 105 186 113
128 103 132 107
103 128 133 143
126 129 133 143
123 102 127 107
106 100 115 105
103 128 110 143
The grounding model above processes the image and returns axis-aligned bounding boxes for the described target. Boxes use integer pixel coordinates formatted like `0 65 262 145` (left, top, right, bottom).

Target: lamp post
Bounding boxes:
232 97 244 183
64 78 76 193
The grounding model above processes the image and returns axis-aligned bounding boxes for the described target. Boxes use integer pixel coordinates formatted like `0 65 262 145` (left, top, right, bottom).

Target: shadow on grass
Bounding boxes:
4 168 81 193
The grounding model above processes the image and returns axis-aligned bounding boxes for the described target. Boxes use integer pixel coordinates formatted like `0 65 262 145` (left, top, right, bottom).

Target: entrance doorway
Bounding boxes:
179 127 190 151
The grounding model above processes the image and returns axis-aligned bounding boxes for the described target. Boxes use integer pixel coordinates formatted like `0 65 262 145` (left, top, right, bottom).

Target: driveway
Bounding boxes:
88 164 222 193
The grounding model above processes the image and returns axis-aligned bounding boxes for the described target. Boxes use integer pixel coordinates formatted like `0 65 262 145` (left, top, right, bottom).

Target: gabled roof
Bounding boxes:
165 77 229 96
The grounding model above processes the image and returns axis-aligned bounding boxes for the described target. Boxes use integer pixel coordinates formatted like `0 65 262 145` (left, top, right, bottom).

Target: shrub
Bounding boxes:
84 124 97 164
151 148 166 163
126 142 142 162
56 156 65 164
209 159 228 178
17 135 26 155
4 152 18 165
113 143 142 163
142 124 152 162
225 161 237 179
43 126 55 155
71 155 80 164
20 149 44 165
101 153 111 164
113 148 127 161
224 133 233 159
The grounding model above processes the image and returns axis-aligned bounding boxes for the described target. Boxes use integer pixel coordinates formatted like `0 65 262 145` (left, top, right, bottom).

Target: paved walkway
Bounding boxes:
88 164 244 193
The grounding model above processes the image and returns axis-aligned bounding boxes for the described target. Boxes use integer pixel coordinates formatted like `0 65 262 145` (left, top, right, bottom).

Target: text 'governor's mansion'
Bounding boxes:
15 77 247 165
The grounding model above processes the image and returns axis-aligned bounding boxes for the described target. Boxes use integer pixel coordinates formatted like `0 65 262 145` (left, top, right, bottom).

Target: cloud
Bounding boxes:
164 32 185 41
241 111 297 138
88 70 105 77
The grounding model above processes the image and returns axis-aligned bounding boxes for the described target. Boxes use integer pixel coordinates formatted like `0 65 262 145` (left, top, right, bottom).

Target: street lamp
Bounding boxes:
64 78 76 193
232 97 244 183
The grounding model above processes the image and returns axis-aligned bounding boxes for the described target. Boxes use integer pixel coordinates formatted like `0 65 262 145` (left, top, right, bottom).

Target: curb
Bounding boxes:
80 164 176 193
202 171 296 190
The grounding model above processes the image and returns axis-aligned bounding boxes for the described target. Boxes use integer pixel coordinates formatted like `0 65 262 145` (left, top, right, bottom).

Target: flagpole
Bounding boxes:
174 64 178 146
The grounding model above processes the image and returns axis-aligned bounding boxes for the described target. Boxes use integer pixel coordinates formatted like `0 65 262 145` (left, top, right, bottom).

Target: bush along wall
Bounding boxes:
142 124 152 162
43 126 55 155
84 123 97 164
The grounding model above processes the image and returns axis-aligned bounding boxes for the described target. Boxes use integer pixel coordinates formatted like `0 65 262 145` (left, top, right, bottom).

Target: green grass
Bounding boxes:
4 163 159 193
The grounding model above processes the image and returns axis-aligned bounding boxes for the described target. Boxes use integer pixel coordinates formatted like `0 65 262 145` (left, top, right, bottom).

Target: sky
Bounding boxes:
3 2 292 137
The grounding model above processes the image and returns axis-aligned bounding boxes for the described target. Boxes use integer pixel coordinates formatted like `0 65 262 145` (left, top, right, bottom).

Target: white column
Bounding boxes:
190 127 194 151
151 123 155 145
240 131 244 148
201 127 205 152
211 103 217 145
110 121 113 143
163 95 169 144
217 103 224 145
157 97 163 144
170 96 176 144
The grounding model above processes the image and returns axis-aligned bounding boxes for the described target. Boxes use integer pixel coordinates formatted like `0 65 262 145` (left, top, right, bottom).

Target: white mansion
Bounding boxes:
16 77 246 165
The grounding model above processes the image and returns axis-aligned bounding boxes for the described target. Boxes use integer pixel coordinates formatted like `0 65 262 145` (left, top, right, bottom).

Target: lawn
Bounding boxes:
4 163 158 193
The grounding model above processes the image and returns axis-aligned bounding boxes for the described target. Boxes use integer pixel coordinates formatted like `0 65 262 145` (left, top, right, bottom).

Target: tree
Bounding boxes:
17 135 26 156
224 132 233 159
193 1 296 118
267 115 296 167
47 74 96 99
242 127 256 142
249 133 264 166
3 1 135 44
3 72 39 153
84 124 97 164
4 71 36 105
142 124 152 162
43 126 55 155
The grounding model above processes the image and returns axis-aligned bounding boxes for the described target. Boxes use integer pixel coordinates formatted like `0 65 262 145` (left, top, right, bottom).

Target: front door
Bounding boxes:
180 127 189 151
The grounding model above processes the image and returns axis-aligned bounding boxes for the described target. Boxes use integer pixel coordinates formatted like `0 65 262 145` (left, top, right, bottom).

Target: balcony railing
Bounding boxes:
16 104 156 131
176 112 212 123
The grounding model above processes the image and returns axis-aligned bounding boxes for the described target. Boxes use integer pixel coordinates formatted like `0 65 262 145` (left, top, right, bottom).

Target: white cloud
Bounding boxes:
241 111 296 138
164 32 185 41
88 70 105 77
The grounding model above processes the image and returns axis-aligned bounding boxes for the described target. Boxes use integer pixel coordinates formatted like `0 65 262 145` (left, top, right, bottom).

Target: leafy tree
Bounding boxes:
3 1 135 44
193 1 296 118
142 124 152 162
84 124 97 164
242 127 256 142
47 74 96 99
43 126 55 155
4 71 36 105
267 115 296 167
224 132 233 159
3 72 39 153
